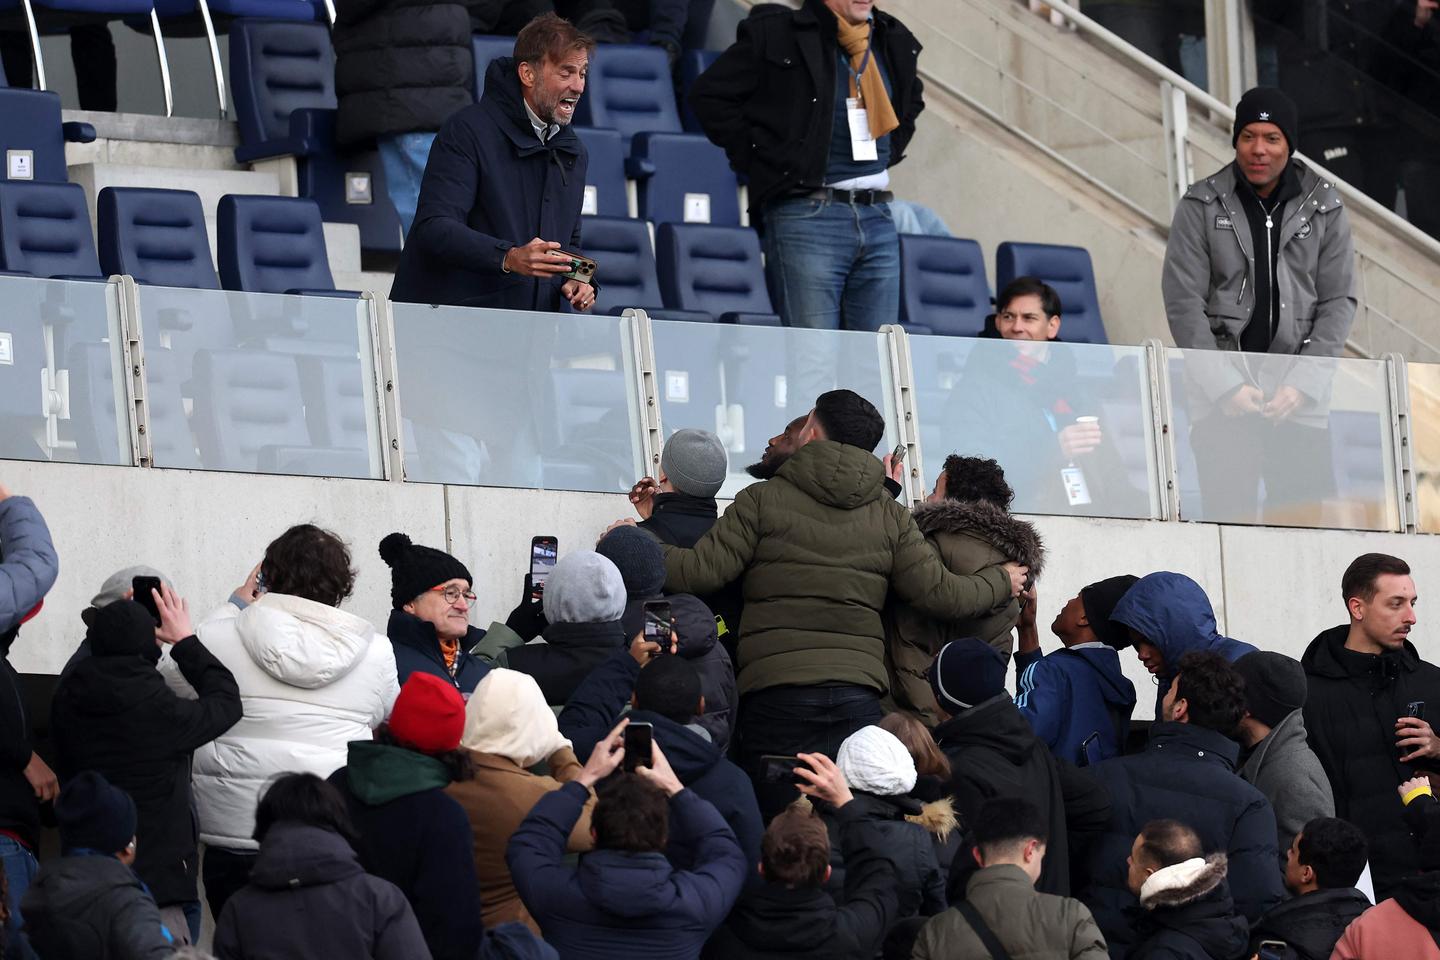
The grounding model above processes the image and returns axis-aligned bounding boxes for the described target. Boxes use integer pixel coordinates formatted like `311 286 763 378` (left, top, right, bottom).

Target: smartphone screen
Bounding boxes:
623 722 654 773
530 536 558 601
644 601 672 652
132 576 163 625
759 755 803 785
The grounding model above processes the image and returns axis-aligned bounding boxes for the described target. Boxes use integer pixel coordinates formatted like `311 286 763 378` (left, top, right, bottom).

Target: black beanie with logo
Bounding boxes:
1232 86 1299 156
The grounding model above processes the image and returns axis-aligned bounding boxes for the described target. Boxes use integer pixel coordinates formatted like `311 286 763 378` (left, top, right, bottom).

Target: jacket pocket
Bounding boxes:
1204 297 1247 347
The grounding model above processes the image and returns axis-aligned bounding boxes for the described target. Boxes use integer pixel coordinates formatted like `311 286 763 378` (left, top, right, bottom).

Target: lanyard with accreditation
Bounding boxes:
844 34 879 162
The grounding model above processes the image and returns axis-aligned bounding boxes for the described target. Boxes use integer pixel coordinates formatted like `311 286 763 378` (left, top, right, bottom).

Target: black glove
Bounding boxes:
504 574 549 641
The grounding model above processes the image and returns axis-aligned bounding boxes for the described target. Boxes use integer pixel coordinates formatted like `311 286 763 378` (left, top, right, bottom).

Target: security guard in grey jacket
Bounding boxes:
1162 86 1356 524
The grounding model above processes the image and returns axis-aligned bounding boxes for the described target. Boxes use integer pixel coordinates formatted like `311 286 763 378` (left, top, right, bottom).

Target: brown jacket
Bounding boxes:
445 747 595 933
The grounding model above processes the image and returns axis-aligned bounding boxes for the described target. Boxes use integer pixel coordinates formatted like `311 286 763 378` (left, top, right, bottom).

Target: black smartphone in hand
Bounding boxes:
759 755 803 785
132 576 162 625
623 722 654 773
644 601 672 653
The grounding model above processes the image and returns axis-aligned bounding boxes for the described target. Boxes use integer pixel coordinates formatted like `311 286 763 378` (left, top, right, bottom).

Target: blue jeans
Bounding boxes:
1 836 39 960
761 196 900 332
378 132 437 240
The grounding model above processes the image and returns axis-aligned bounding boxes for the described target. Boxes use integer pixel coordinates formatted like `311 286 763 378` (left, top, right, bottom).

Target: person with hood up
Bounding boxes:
1014 575 1139 765
1124 819 1249 960
1302 552 1440 901
20 771 173 960
507 720 747 958
1080 651 1283 955
1231 651 1333 857
169 524 399 923
479 550 629 707
213 772 431 960
331 673 482 960
597 525 737 751
379 532 490 697
885 454 1046 725
1249 816 1371 960
1108 571 1257 717
447 668 595 934
51 589 241 945
558 642 762 876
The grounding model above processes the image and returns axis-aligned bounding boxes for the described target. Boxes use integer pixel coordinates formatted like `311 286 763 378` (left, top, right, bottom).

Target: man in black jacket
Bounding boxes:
50 589 241 945
390 13 597 313
690 0 924 332
1249 817 1371 960
1303 552 1440 900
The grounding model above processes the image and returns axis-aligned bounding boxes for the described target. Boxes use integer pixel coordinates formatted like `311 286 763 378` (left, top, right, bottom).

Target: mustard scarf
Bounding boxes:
834 13 900 140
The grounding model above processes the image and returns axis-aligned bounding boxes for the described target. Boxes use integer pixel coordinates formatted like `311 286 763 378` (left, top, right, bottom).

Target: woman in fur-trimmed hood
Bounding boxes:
1128 820 1250 960
885 455 1045 726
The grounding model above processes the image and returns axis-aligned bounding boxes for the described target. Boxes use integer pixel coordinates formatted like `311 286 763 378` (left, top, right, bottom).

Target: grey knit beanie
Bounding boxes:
542 551 627 624
661 429 728 498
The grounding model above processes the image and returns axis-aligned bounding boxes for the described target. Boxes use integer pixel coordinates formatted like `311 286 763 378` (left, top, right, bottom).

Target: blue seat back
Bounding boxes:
189 349 310 471
573 127 627 218
472 34 515 101
655 223 772 315
573 44 681 150
995 241 1108 344
0 88 69 183
171 0 321 18
632 132 738 227
899 235 990 337
230 19 335 149
678 49 720 133
0 181 102 278
578 215 660 313
97 187 219 289
217 194 334 293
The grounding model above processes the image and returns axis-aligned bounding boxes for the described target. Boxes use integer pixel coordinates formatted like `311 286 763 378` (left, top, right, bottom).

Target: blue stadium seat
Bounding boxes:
576 215 709 319
628 132 739 227
97 187 219 288
678 49 719 133
297 354 368 451
229 19 402 255
572 44 681 152
188 348 310 471
995 241 1108 344
655 223 779 325
573 127 628 219
0 88 96 183
0 181 103 278
899 235 991 337
217 194 352 295
472 33 514 101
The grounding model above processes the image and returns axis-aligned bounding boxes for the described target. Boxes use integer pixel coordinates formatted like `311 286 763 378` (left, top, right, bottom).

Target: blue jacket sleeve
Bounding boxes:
668 788 747 926
0 496 58 633
1226 794 1285 922
506 781 590 923
1014 657 1066 749
557 652 640 760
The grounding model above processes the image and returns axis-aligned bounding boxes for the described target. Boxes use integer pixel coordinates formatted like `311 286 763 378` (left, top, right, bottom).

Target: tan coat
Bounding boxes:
446 747 595 934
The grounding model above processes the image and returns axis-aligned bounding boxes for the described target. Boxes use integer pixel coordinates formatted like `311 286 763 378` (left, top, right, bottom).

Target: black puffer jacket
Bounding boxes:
504 619 627 707
1302 624 1440 899
1248 886 1372 960
333 0 476 146
818 792 946 922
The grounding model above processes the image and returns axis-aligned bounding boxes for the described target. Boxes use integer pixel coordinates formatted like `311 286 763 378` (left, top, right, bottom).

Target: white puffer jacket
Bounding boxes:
168 594 399 849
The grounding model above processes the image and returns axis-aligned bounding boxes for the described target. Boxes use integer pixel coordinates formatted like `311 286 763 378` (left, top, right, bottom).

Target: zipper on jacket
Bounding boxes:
1215 186 1252 314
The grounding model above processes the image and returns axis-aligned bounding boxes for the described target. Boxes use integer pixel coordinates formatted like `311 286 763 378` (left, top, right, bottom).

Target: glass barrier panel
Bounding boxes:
1167 348 1398 530
908 336 1159 519
0 276 129 466
391 304 643 492
649 321 899 500
135 286 383 479
1408 363 1440 534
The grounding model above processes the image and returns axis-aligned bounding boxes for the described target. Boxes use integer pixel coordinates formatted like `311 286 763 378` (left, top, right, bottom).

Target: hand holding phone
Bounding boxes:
794 752 854 809
759 755 803 785
623 722 654 773
132 576 163 625
151 582 194 646
530 536 558 602
643 601 673 654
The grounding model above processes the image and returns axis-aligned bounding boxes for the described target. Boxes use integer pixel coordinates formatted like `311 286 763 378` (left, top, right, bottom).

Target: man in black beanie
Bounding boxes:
1162 84 1356 526
379 532 491 697
1233 651 1334 858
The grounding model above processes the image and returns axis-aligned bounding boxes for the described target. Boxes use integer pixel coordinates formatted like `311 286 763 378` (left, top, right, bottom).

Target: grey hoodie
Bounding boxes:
1240 708 1335 859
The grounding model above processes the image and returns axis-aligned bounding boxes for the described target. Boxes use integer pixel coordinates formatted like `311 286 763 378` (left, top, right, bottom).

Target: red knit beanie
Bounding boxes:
388 673 465 755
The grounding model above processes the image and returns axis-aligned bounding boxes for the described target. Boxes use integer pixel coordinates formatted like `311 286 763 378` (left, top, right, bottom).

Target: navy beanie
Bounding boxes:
88 600 162 664
929 638 1008 714
1233 86 1299 155
57 771 137 854
596 526 666 598
380 533 473 609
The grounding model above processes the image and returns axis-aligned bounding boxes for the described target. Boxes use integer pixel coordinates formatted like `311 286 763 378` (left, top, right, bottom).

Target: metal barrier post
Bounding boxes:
880 324 924 506
1385 353 1419 533
1144 338 1181 521
116 275 151 468
1161 80 1192 212
624 308 664 479
375 296 405 482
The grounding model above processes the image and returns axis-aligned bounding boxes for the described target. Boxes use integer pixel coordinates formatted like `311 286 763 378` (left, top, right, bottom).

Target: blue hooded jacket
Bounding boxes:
1109 572 1256 717
1014 645 1137 765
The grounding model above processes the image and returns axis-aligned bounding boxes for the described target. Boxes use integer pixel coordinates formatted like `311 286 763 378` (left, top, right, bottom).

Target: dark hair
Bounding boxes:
1173 651 1246 736
974 797 1048 856
812 390 885 452
254 773 356 844
1297 817 1368 889
1137 819 1202 870
373 726 475 782
260 524 356 608
593 773 669 853
996 276 1062 320
635 656 702 724
513 12 594 68
878 711 950 779
1342 553 1411 604
761 805 831 887
939 455 1014 510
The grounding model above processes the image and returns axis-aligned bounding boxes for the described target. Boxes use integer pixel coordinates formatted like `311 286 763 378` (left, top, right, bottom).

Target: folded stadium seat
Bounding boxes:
627 132 739 227
995 241 1108 345
229 19 402 255
678 50 720 133
0 182 104 278
576 215 709 320
573 127 629 218
296 354 367 448
572 44 681 155
67 342 202 467
0 88 96 184
654 222 779 325
472 33 515 101
187 348 312 472
898 235 991 337
97 186 219 288
541 367 637 490
217 194 358 296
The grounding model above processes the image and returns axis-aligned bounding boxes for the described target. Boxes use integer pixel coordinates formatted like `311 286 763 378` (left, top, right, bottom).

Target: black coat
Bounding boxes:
1301 624 1440 898
1248 886 1372 960
818 792 945 922
689 0 924 222
506 619 626 707
619 593 736 752
1130 880 1250 960
20 855 174 960
0 635 38 851
213 822 431 960
332 0 475 146
51 633 242 906
390 57 588 311
639 494 745 656
386 608 491 697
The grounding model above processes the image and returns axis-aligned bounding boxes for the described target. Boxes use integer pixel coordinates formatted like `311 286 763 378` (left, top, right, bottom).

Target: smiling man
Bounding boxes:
1303 553 1440 901
391 13 598 313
